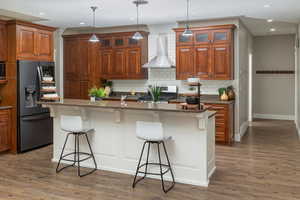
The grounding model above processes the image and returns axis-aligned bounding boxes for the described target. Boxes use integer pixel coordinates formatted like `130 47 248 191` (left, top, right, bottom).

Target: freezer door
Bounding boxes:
18 60 48 116
19 113 53 152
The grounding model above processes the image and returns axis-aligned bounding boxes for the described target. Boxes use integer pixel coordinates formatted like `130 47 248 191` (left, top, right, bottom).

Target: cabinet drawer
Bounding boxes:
216 133 225 141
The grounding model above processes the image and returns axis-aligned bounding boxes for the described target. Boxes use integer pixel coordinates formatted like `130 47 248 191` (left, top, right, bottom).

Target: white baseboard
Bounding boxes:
254 113 295 120
235 121 249 142
52 158 210 187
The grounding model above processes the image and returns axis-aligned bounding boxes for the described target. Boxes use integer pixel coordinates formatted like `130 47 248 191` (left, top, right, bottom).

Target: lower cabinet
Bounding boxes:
205 103 234 145
0 108 11 152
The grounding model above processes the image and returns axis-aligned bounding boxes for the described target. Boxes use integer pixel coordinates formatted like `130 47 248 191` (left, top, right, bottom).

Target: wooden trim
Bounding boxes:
0 19 7 25
174 24 236 32
6 20 57 31
62 31 149 38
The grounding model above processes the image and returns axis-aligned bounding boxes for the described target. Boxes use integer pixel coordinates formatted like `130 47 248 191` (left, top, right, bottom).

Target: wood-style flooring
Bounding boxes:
0 119 299 200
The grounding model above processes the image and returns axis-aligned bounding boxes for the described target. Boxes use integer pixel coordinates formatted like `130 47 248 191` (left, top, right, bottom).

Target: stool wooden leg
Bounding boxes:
132 141 147 188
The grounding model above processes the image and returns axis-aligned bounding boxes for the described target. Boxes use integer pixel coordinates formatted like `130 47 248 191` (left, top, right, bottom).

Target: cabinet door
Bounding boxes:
194 45 211 79
77 39 89 81
16 26 37 60
110 48 126 78
113 37 126 48
36 30 53 61
0 109 11 152
64 39 79 80
212 29 232 44
211 44 232 80
176 46 194 80
64 79 80 99
100 49 114 78
194 31 211 45
176 32 193 46
126 48 143 78
0 24 7 61
80 81 90 99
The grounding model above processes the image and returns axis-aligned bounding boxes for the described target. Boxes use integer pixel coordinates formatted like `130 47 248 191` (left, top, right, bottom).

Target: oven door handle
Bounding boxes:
22 115 49 121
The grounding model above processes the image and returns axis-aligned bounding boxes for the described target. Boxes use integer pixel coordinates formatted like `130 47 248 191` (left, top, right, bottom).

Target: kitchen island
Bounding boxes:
41 99 216 187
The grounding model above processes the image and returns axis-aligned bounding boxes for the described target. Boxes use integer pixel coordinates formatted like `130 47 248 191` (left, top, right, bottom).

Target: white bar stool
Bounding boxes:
132 121 175 193
56 115 98 177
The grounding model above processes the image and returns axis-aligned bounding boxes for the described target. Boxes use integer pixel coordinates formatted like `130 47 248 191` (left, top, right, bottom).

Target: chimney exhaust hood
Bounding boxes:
143 34 175 68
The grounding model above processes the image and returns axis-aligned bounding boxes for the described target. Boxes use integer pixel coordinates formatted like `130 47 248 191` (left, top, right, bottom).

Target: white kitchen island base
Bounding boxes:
45 100 216 187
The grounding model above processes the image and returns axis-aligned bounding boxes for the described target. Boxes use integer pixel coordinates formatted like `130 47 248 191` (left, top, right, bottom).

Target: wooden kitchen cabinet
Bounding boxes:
63 31 148 99
0 21 7 61
174 24 235 80
98 31 148 80
0 108 12 152
176 46 194 80
5 20 55 62
205 103 234 145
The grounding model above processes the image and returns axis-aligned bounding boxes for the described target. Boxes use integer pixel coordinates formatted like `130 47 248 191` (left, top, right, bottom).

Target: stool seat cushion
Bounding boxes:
136 121 171 141
62 128 94 134
60 115 93 133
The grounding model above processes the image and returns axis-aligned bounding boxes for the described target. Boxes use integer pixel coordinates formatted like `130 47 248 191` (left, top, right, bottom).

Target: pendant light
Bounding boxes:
182 0 193 37
132 0 148 40
89 6 100 43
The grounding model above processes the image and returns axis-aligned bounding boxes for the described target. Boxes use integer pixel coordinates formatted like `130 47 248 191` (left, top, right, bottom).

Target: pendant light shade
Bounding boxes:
89 34 100 43
132 31 144 40
132 0 148 40
89 6 100 43
182 0 193 37
182 27 193 37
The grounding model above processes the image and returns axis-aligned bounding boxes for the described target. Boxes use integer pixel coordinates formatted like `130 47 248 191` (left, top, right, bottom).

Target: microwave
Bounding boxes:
0 62 5 80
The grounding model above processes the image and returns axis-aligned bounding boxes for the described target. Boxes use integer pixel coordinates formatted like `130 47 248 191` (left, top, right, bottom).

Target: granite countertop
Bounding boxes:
0 106 13 110
103 93 235 105
170 95 235 105
39 99 208 114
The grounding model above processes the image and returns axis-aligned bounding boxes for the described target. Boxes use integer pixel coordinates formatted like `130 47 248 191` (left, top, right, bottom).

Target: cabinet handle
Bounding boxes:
197 48 207 51
180 49 190 52
216 48 226 51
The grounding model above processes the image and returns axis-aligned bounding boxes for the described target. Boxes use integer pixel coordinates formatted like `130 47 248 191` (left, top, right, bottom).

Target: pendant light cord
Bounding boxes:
186 0 190 29
136 1 139 30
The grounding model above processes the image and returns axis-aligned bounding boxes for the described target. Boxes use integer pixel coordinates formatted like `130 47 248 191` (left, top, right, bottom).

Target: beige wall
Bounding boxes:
237 21 253 140
253 35 296 119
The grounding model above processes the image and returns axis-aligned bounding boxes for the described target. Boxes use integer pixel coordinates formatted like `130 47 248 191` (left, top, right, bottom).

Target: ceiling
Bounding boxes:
0 0 299 35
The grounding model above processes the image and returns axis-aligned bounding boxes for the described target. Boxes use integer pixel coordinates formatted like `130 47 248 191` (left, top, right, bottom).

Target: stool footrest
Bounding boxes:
137 163 170 176
61 152 93 163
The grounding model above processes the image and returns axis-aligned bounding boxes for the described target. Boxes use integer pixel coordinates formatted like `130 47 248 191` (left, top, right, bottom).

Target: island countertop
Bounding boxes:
39 99 208 114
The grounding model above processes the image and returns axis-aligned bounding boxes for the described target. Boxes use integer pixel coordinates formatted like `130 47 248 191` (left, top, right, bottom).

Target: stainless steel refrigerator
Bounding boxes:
17 60 53 153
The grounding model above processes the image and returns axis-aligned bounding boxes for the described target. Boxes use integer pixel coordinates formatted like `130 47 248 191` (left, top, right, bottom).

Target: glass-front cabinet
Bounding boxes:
212 29 231 43
194 31 211 45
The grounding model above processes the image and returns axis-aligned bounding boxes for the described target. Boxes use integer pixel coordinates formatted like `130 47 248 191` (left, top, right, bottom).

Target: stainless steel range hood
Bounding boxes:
143 34 175 68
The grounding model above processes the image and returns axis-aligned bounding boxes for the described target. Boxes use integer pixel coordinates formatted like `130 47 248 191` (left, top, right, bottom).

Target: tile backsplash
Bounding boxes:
112 71 234 94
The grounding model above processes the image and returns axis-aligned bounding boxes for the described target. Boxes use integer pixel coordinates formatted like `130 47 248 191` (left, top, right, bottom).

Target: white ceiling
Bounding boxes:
0 0 299 35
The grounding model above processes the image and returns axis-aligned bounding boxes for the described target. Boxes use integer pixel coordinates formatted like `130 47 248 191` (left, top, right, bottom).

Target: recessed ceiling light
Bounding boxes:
270 28 276 32
39 12 45 16
80 22 85 25
267 19 273 23
264 4 271 8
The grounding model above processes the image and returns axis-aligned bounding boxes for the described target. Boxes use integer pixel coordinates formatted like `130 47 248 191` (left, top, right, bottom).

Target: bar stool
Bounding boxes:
132 121 175 193
56 115 98 177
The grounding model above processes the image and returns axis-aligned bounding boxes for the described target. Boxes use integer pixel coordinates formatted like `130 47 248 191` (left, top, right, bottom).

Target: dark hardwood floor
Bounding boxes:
0 119 299 200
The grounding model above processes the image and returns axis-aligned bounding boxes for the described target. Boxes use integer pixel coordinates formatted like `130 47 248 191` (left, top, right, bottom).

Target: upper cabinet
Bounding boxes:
97 31 148 80
174 24 235 80
6 20 56 62
0 21 7 61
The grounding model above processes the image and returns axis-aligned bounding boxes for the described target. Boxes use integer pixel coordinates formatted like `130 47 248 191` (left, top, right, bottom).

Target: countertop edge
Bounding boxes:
38 100 208 114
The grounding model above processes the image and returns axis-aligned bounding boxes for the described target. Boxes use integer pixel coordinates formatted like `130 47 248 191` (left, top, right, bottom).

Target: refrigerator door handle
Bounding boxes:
22 115 50 122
